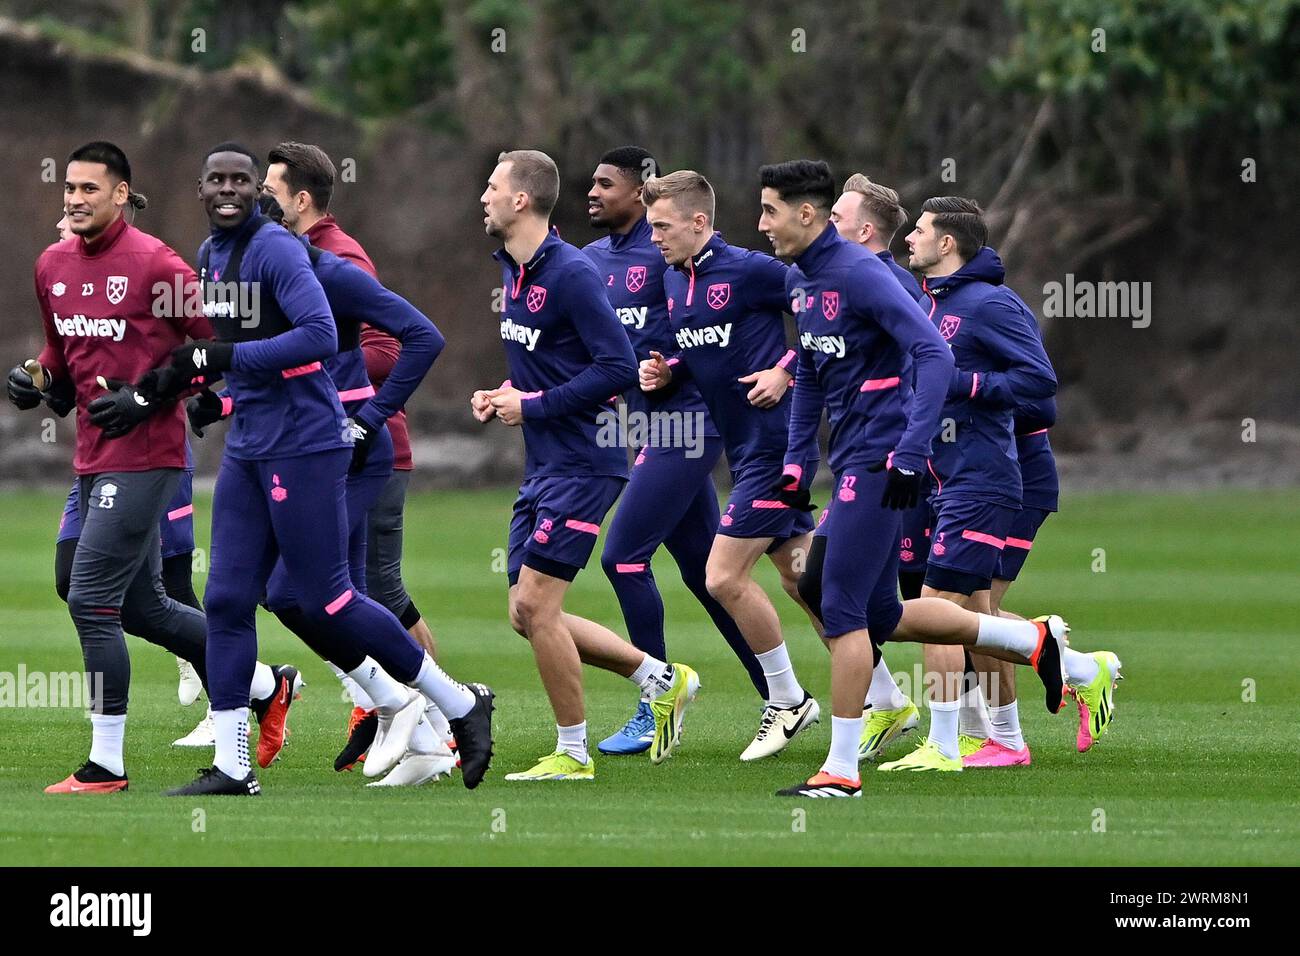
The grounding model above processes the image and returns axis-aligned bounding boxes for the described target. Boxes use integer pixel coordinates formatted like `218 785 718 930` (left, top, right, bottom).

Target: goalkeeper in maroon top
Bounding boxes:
9 142 293 794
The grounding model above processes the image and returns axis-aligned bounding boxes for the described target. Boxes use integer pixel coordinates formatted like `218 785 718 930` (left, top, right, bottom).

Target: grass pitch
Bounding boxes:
0 487 1296 866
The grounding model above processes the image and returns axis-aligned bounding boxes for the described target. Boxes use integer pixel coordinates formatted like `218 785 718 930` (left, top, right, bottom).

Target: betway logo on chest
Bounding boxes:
53 313 126 342
501 316 542 351
675 323 731 350
616 307 647 329
800 330 846 358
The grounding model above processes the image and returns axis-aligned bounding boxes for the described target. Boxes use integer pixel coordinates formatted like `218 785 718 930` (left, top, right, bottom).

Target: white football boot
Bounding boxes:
739 693 820 761
173 706 215 747
364 690 424 778
177 656 203 706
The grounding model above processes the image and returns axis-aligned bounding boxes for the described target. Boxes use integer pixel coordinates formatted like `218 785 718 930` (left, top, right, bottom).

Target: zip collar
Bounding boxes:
494 229 563 300
76 215 129 258
606 214 652 252
793 222 841 275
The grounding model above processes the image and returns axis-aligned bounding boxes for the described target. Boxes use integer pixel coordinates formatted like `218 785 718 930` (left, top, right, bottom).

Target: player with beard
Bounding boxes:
582 146 765 756
11 142 289 793
757 160 1112 794
45 208 209 723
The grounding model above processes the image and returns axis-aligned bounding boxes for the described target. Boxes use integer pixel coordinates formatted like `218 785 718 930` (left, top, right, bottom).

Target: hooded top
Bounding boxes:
920 246 1056 506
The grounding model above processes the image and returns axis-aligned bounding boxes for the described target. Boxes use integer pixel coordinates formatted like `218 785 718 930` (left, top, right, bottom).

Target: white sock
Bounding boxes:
756 643 804 708
411 654 474 720
866 656 907 710
988 701 1025 750
89 713 125 777
926 698 960 761
346 657 407 713
821 716 863 781
557 722 589 764
249 661 276 702
423 696 453 744
630 655 675 698
329 663 377 710
957 682 993 739
973 614 1039 658
214 707 251 780
1064 648 1100 686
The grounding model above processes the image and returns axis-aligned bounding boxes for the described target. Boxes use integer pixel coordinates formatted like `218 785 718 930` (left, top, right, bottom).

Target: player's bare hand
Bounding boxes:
739 365 792 408
471 388 498 423
489 386 526 426
639 350 672 392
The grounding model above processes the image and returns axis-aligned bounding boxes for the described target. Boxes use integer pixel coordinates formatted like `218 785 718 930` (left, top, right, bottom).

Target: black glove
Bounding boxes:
867 456 923 510
345 417 380 476
257 193 286 224
44 376 76 417
170 339 235 380
770 468 816 512
7 364 43 410
86 378 156 439
186 389 226 438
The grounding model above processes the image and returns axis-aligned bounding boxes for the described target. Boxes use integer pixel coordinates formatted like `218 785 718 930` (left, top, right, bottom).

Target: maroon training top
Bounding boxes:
35 215 211 475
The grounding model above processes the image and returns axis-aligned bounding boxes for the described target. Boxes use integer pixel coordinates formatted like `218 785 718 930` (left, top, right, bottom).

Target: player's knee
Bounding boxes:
202 581 256 626
704 565 744 605
507 594 535 637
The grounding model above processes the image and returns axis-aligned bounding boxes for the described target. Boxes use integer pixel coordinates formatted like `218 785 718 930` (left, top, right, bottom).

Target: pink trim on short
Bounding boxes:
337 385 376 402
167 504 194 521
219 394 234 417
615 563 646 573
1005 536 1034 550
1022 428 1048 436
325 589 354 615
926 458 942 497
564 519 601 535
860 376 901 392
281 362 323 379
961 529 1006 549
751 499 790 510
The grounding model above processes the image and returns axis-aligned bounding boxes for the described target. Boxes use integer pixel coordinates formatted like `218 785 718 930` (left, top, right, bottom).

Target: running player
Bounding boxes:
829 173 927 759
48 206 207 719
582 146 765 756
637 170 822 761
472 149 698 781
157 143 492 796
11 141 289 794
756 160 1119 795
887 196 1121 770
261 142 454 769
186 191 451 784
